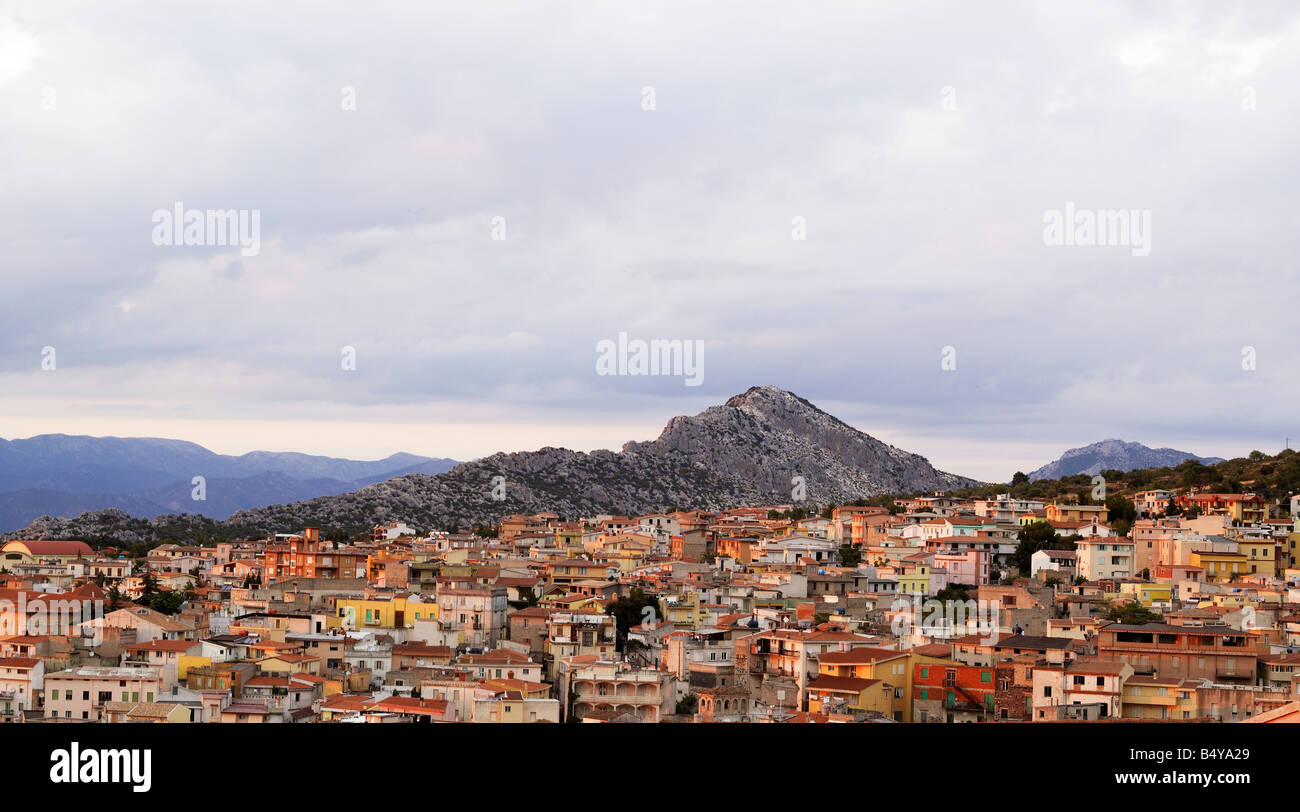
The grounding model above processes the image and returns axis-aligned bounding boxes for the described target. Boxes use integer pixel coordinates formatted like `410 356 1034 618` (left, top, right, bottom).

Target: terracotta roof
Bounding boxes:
808 675 882 693
817 647 908 664
393 643 452 657
245 676 291 687
2 540 94 555
1066 660 1130 676
911 643 954 658
458 649 535 666
0 657 41 669
371 696 450 716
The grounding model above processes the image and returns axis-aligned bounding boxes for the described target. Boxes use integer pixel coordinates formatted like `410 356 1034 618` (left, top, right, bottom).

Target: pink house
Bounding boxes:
934 549 991 586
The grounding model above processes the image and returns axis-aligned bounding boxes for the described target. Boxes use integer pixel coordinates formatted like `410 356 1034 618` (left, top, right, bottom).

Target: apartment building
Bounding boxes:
734 628 883 713
1032 660 1133 721
1075 537 1135 580
1096 622 1257 683
912 660 996 723
811 647 913 721
1121 675 1200 720
122 639 204 690
1133 490 1176 517
436 586 508 648
263 527 366 582
558 656 673 723
1176 493 1268 524
44 666 162 721
1045 503 1109 524
0 658 42 721
544 610 616 675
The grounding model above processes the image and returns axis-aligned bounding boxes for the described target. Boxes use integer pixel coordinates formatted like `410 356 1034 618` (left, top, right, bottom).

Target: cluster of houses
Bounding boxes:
0 487 1299 724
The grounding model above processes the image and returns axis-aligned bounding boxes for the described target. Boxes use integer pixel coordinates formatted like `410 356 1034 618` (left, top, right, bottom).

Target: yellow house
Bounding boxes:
897 568 930 597
1045 503 1108 523
659 593 702 629
229 616 297 642
807 675 897 716
472 692 560 723
1207 593 1253 610
334 595 437 630
594 534 654 570
1189 551 1250 582
1236 539 1277 575
322 673 367 697
810 648 913 721
256 654 321 675
555 529 585 555
1119 582 1172 607
177 655 211 681
1121 676 1199 720
104 701 191 723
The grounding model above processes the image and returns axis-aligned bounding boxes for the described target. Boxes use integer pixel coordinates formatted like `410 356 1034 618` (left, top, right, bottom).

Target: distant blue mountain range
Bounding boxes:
0 435 458 532
1028 439 1224 481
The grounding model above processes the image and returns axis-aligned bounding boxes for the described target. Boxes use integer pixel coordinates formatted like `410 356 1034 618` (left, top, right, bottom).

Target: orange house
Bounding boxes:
716 537 757 564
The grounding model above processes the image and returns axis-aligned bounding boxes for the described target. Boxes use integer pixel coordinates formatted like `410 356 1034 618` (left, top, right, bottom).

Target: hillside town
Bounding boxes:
2 488 1300 725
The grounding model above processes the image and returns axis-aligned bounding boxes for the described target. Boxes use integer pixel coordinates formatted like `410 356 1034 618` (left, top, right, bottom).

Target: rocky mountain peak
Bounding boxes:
5 386 982 542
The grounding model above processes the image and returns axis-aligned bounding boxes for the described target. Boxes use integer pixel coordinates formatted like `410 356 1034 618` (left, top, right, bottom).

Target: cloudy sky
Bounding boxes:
1 2 1297 482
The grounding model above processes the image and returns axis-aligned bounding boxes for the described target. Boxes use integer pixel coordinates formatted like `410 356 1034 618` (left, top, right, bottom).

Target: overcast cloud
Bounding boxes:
1 1 1297 481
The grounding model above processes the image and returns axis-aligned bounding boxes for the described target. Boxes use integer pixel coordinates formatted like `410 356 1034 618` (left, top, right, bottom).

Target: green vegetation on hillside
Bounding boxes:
952 450 1300 513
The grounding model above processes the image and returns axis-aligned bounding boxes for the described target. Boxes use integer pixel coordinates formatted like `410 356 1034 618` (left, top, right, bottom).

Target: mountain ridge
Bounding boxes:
0 435 458 531
2 386 980 543
1028 438 1224 481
